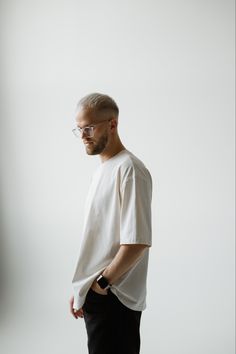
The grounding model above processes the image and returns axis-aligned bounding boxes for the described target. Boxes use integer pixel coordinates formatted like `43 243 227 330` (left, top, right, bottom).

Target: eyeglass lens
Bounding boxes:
81 127 93 136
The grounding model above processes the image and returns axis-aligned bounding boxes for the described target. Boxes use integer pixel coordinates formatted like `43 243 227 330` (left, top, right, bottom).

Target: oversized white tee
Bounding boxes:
72 149 152 311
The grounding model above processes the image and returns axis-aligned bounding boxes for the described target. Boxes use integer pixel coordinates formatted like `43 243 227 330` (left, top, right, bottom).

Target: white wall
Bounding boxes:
0 1 234 353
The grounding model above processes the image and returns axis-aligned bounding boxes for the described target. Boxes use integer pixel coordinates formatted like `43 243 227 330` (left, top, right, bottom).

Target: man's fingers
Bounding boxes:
69 297 84 319
71 308 78 319
77 308 84 318
72 308 84 319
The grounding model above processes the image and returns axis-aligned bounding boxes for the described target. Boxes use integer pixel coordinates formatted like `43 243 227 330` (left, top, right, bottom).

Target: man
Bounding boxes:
69 93 152 354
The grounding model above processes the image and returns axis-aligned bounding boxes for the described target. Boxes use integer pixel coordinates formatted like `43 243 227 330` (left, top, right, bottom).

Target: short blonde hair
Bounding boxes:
76 92 119 118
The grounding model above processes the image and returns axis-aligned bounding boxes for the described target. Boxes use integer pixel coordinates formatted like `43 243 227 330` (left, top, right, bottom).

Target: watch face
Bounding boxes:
97 275 109 289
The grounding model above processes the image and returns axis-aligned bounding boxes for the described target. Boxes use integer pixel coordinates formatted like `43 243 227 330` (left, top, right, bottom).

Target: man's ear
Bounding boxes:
109 118 118 132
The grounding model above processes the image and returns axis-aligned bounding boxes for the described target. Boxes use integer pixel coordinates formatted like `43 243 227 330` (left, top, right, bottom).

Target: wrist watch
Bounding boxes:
96 274 112 290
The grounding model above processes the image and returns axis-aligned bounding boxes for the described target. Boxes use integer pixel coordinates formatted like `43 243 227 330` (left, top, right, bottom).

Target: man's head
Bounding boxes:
74 93 120 156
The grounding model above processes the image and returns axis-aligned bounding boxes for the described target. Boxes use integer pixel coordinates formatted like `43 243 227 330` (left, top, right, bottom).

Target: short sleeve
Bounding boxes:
120 172 152 246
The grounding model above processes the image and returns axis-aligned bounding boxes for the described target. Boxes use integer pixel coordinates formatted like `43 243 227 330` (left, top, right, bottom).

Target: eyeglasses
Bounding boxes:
72 119 111 138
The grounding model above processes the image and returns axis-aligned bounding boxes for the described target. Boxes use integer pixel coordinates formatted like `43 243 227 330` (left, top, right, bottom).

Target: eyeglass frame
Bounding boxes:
72 118 112 138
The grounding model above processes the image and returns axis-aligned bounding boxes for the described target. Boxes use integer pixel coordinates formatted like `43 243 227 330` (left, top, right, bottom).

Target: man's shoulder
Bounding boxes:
118 150 145 170
117 150 152 182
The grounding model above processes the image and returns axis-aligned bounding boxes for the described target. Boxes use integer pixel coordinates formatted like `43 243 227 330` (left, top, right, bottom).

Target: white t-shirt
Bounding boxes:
72 149 152 311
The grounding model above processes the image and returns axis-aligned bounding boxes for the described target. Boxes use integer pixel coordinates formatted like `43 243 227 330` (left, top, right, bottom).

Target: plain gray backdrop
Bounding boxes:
0 0 235 353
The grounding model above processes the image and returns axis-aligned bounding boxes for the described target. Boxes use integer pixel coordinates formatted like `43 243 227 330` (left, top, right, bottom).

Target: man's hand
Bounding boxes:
69 296 84 319
91 279 108 295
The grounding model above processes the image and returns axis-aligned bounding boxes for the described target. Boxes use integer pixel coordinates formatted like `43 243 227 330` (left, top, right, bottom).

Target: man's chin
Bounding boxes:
85 146 99 155
84 141 107 155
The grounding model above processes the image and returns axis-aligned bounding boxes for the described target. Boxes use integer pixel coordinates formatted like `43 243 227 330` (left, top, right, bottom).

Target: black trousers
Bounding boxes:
82 288 142 354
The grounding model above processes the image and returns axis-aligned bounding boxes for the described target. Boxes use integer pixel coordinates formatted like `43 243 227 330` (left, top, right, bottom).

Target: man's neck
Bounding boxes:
99 141 126 163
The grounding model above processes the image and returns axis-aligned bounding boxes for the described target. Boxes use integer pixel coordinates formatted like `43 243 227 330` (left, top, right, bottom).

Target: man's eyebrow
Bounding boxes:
76 123 94 128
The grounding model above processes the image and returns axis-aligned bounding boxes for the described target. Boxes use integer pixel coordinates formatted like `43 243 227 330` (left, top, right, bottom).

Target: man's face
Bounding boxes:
75 108 110 155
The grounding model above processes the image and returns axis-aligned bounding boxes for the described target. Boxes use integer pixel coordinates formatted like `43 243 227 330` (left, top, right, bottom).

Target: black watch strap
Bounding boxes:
96 274 112 290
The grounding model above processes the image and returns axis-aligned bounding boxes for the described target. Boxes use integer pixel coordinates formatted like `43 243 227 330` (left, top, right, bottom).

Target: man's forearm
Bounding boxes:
102 244 149 285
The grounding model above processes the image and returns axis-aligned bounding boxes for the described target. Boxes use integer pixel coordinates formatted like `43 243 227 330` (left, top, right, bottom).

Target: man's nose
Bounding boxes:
81 130 91 140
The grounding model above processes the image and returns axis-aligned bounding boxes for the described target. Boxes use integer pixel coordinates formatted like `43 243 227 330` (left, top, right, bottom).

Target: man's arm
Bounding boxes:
70 243 149 319
91 243 149 294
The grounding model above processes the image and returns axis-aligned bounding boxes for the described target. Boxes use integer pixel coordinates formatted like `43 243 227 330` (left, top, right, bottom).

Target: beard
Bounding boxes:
85 132 108 155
